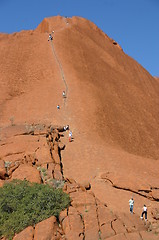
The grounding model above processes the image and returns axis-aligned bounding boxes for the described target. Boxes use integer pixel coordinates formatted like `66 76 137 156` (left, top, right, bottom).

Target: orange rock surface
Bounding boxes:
13 226 34 240
0 16 159 239
11 164 41 183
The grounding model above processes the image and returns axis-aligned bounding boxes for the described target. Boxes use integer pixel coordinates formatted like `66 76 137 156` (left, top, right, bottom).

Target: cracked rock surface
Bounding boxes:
0 124 159 239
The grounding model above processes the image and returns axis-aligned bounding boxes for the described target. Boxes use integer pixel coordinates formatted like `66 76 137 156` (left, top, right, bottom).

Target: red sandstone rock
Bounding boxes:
13 226 34 240
106 233 127 239
101 223 115 239
63 182 82 194
0 160 6 179
54 169 63 180
34 216 61 240
54 164 62 180
59 209 67 223
3 153 24 164
83 205 100 240
1 16 159 239
151 208 159 220
53 132 60 142
0 135 40 160
61 207 83 240
47 162 55 178
112 219 127 235
98 205 116 238
52 150 60 164
70 191 96 208
11 164 41 183
7 162 20 176
139 230 159 240
151 190 159 200
125 232 143 240
58 141 65 150
0 179 4 187
35 145 53 166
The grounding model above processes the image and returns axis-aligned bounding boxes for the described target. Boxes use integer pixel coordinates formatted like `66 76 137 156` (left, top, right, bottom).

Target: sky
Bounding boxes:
0 0 158 77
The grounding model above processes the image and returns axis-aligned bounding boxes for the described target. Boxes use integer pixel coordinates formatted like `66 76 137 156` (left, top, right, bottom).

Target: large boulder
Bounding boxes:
13 226 34 240
11 164 41 183
34 216 62 240
60 207 83 240
35 145 53 166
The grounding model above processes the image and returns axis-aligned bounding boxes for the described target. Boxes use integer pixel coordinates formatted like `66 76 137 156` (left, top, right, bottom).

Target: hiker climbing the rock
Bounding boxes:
49 28 68 103
48 34 53 41
62 91 66 98
141 205 147 221
69 130 72 142
129 197 134 214
57 105 60 110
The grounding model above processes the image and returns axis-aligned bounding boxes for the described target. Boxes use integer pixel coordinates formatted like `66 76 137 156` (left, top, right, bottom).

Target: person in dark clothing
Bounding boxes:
141 205 147 221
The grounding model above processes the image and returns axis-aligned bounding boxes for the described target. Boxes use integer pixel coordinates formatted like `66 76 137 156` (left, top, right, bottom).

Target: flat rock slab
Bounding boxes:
11 164 41 183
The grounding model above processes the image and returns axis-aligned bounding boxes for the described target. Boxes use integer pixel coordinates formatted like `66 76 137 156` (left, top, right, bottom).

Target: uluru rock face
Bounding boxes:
0 16 159 239
1 16 159 158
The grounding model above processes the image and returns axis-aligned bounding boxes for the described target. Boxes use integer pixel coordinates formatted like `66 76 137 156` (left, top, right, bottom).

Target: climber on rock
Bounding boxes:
141 205 147 221
57 105 60 110
48 34 53 41
129 197 134 214
62 91 66 98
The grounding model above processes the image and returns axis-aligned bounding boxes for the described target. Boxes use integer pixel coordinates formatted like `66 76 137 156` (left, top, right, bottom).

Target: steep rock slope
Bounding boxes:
0 16 159 239
0 16 159 159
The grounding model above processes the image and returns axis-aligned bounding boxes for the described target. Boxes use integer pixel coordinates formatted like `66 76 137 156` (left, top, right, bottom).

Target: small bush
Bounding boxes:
0 179 70 239
47 179 65 189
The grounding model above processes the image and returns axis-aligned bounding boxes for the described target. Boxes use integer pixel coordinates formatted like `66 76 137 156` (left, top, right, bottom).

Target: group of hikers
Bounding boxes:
129 197 148 221
49 32 150 221
48 32 72 142
48 31 73 142
57 91 66 109
56 90 72 142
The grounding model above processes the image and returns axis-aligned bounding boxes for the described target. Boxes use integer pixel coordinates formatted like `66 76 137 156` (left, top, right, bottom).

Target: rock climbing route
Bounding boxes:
49 29 68 103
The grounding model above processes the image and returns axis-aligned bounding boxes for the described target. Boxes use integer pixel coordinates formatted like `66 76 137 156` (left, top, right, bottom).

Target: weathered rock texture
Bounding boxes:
0 16 159 239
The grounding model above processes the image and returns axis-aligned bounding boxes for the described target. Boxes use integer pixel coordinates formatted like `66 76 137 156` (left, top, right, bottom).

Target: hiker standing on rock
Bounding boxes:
141 205 147 221
129 197 134 214
62 91 66 98
48 34 53 41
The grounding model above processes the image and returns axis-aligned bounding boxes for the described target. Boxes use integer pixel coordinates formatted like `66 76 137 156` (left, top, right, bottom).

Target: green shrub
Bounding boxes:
0 179 70 239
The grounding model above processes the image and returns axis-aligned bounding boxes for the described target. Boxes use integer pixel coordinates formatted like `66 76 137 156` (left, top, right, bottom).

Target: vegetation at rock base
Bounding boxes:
0 179 70 239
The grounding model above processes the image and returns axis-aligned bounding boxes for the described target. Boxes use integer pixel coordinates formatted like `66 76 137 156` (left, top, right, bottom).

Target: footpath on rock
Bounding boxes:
0 16 159 239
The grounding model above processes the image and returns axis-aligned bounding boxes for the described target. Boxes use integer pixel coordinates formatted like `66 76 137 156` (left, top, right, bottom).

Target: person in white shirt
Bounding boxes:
129 198 134 214
62 91 66 98
141 205 147 221
48 34 53 41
